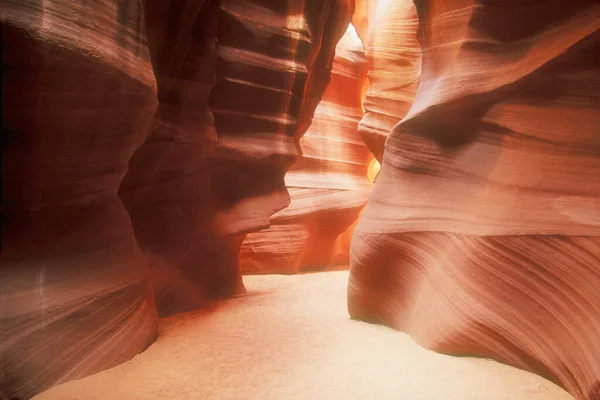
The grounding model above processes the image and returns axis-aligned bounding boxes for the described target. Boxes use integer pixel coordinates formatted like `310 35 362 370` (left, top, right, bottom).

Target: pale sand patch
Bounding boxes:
36 271 573 400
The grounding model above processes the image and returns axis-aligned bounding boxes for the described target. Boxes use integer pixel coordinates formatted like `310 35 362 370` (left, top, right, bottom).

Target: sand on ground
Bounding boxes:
36 271 574 400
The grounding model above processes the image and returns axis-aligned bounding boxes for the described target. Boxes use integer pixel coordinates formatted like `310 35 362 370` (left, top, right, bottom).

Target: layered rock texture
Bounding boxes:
240 25 373 274
1 2 159 399
1 0 352 397
348 1 600 400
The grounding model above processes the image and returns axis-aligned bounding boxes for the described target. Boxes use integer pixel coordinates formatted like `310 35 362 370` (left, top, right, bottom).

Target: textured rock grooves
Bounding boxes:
348 1 600 400
0 2 159 399
240 25 373 274
1 0 352 397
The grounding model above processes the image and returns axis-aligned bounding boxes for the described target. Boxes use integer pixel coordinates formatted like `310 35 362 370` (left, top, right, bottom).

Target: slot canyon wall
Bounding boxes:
2 0 599 399
0 0 353 398
240 25 372 274
1 1 159 398
348 1 600 400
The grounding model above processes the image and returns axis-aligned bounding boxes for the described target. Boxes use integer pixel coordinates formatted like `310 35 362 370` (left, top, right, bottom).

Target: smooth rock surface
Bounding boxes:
348 1 600 399
35 272 573 400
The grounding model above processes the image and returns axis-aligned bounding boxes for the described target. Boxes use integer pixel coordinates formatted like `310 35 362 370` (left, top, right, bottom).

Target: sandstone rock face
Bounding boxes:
348 1 600 399
240 25 373 274
119 0 354 314
1 1 159 398
1 0 354 395
356 0 421 160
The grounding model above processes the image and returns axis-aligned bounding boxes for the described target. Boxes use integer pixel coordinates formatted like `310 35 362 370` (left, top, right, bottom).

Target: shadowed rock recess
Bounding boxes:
348 1 600 400
1 0 599 399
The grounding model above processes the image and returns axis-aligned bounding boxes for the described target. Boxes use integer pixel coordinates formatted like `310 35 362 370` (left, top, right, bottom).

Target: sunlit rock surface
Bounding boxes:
356 0 421 160
0 1 159 398
240 25 372 274
348 1 600 400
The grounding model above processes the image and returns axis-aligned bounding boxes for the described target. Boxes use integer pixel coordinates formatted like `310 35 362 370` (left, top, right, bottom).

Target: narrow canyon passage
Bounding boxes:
2 0 599 399
36 271 572 400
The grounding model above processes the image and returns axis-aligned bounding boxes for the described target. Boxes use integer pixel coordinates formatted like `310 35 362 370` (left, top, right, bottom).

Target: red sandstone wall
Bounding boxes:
1 0 353 396
348 1 600 399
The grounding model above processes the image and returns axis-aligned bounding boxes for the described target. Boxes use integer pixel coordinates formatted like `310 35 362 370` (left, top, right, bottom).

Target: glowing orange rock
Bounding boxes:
240 25 373 274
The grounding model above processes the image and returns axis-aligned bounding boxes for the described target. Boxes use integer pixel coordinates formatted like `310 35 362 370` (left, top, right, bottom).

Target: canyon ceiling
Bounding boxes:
1 0 599 400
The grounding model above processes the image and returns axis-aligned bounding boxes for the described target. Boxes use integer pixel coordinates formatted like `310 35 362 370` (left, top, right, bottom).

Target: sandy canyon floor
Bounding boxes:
36 271 573 400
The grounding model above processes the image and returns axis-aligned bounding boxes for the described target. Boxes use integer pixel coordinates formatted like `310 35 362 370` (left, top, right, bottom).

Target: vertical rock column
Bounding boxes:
209 0 354 271
348 1 600 399
240 25 372 274
118 0 238 316
1 1 159 398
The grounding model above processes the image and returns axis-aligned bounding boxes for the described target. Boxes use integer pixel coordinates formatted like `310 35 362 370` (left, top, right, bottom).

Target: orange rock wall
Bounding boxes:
348 1 600 399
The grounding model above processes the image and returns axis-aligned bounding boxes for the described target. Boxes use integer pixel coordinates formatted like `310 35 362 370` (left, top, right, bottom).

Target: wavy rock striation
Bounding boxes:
240 25 372 274
0 1 159 398
348 1 600 399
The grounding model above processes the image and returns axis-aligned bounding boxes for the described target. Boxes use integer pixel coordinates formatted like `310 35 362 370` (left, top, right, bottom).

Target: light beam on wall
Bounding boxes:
367 157 381 183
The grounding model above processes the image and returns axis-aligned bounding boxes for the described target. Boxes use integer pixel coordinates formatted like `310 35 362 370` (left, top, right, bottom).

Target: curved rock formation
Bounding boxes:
0 1 159 398
240 25 372 274
356 0 421 160
348 1 600 399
